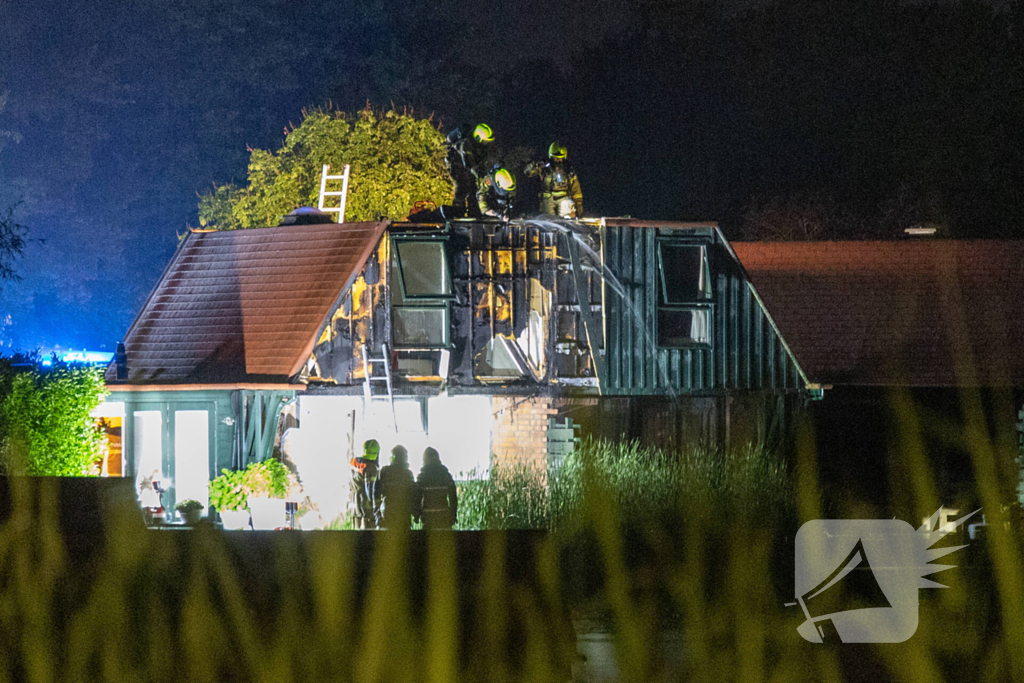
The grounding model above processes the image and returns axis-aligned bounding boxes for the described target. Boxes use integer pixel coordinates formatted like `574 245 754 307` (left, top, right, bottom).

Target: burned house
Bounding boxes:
104 217 817 520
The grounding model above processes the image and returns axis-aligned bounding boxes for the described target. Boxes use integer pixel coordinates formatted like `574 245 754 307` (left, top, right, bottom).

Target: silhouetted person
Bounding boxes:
415 447 458 530
378 445 418 529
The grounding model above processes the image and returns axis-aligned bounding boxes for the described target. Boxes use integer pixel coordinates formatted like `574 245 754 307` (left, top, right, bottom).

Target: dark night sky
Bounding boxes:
0 0 1021 353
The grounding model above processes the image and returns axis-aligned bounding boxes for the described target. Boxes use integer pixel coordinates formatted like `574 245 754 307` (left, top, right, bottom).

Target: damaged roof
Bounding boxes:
732 240 1024 387
107 221 389 384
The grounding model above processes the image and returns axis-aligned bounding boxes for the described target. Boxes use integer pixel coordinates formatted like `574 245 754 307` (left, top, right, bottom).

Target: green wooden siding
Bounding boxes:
106 388 294 510
602 225 808 396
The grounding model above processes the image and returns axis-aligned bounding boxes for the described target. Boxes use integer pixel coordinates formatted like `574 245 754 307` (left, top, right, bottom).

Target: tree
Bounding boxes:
198 107 452 229
0 357 107 476
0 205 25 293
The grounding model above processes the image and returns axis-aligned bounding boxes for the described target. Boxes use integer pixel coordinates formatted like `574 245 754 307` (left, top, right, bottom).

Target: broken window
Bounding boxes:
659 244 710 303
392 239 452 348
393 306 449 348
657 243 712 347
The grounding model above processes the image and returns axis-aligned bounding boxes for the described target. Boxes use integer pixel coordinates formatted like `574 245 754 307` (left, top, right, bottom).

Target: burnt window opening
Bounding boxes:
657 243 712 348
393 307 449 348
391 238 451 349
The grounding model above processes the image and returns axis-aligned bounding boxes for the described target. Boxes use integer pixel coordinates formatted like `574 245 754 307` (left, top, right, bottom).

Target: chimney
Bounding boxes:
115 342 128 380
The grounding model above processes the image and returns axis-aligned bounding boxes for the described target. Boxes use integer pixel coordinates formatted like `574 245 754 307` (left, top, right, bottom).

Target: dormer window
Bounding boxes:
391 238 452 348
657 242 712 348
393 241 452 298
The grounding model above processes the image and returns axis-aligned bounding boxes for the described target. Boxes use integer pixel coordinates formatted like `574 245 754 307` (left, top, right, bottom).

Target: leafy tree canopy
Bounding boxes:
198 107 452 229
0 356 107 476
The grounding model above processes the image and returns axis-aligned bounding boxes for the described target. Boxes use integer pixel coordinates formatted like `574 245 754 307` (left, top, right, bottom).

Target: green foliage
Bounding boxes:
242 457 291 499
174 499 204 513
198 107 452 229
0 359 106 476
208 458 293 511
457 464 550 530
207 468 248 512
457 438 793 531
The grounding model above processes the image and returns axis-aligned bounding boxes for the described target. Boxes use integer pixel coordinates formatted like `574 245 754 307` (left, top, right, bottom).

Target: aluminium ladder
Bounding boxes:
361 343 397 431
318 164 351 223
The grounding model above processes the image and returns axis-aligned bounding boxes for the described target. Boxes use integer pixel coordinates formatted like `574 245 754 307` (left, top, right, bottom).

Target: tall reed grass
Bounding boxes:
0 393 1019 682
457 438 793 532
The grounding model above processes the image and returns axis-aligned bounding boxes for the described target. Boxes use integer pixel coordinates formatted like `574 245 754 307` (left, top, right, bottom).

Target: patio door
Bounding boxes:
173 408 212 511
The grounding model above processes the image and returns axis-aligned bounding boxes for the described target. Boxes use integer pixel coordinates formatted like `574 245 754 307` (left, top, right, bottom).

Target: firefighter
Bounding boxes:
377 445 418 529
523 142 583 218
445 123 494 218
415 447 458 530
350 439 382 529
477 165 516 220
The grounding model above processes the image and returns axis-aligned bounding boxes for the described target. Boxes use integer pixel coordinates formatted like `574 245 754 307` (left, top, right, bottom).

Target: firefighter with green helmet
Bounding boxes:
477 165 516 220
350 438 382 529
445 123 494 218
524 141 584 218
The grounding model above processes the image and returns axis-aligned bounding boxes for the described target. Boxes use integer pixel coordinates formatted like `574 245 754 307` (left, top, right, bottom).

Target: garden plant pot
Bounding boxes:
220 508 251 530
248 497 286 530
182 509 203 526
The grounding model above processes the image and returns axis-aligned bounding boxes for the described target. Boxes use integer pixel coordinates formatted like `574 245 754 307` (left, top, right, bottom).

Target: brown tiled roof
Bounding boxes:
732 240 1024 387
107 221 388 384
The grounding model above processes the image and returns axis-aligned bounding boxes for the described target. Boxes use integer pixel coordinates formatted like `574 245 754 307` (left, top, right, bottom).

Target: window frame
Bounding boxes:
392 304 451 349
655 241 714 349
392 238 455 301
390 236 453 350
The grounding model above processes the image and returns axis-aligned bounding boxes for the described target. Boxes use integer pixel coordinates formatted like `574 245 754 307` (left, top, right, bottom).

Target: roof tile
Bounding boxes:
733 240 1024 387
107 221 388 384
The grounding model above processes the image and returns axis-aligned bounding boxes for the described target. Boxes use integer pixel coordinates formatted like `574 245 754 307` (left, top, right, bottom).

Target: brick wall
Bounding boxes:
491 397 557 471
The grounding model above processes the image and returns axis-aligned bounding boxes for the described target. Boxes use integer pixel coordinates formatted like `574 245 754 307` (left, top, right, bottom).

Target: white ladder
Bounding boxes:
318 164 351 223
361 343 397 431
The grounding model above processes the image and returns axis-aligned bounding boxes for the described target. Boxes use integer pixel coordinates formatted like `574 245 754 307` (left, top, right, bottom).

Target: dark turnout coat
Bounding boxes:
378 462 418 529
416 462 458 529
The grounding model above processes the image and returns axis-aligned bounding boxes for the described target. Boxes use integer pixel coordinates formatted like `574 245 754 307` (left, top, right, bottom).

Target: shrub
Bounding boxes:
242 457 291 499
208 468 248 512
0 357 107 476
208 458 294 512
174 499 204 513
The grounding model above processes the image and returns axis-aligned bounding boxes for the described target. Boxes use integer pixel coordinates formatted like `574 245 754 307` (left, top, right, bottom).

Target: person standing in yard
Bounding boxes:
350 439 382 529
377 445 418 529
416 447 458 530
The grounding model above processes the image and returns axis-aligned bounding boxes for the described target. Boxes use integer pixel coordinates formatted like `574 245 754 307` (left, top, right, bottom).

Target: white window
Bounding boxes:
134 410 163 506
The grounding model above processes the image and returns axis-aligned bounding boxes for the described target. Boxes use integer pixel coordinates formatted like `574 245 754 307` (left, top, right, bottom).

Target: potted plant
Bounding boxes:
244 458 293 530
208 468 251 529
174 498 205 526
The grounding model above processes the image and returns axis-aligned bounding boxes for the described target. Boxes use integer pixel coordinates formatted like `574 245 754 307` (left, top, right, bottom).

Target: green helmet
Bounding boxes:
493 168 515 193
473 123 494 144
362 439 380 460
548 142 567 160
